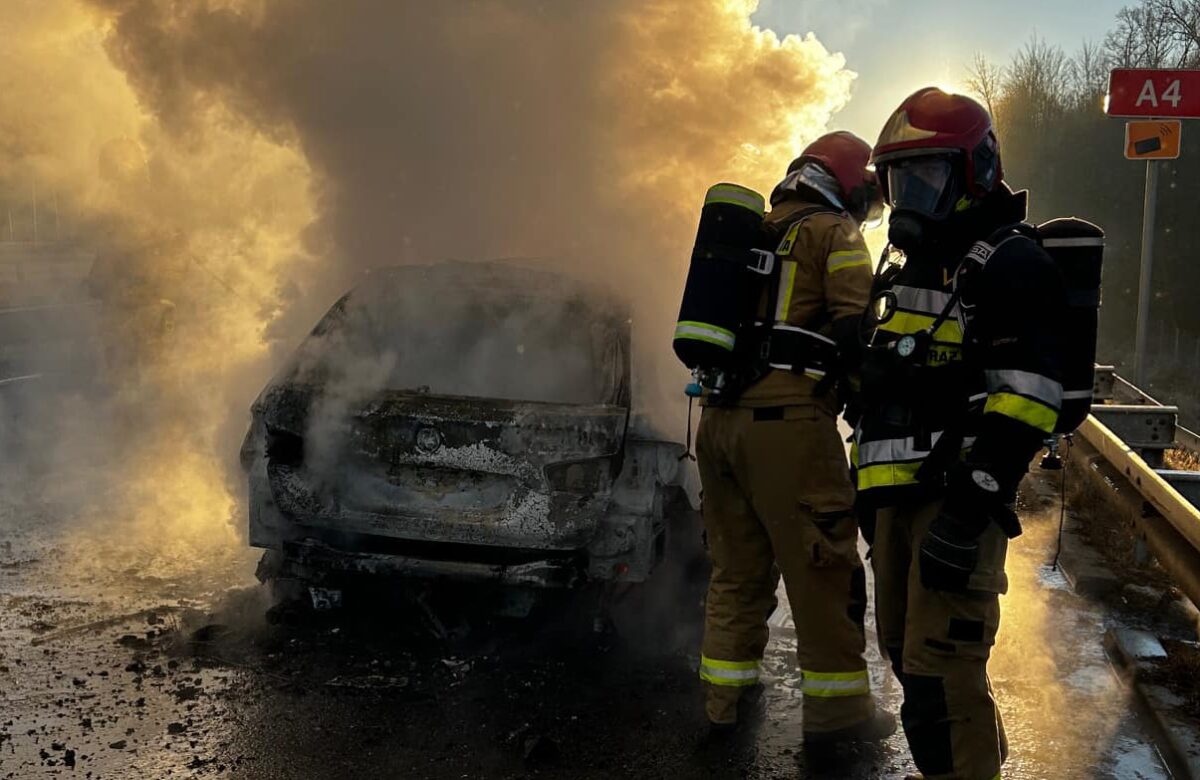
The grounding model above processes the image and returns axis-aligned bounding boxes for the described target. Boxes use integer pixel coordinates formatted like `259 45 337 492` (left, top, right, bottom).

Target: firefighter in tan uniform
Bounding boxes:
695 132 896 742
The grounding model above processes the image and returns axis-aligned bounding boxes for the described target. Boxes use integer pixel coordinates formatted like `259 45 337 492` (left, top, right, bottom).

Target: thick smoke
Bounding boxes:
1 0 315 578
2 0 854 572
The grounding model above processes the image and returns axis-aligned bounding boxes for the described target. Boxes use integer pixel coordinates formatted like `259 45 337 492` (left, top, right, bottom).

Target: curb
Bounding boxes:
1055 516 1123 598
1106 627 1200 780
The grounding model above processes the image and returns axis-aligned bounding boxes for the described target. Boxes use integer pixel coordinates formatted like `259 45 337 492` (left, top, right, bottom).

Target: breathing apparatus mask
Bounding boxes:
882 154 965 253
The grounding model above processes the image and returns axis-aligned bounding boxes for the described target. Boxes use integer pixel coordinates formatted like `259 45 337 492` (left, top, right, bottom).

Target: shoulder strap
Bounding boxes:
763 205 841 328
918 223 1034 341
774 205 842 256
965 222 1038 269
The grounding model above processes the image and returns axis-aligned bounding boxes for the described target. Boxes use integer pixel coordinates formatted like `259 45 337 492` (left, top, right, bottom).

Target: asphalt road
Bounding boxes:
0 466 1172 779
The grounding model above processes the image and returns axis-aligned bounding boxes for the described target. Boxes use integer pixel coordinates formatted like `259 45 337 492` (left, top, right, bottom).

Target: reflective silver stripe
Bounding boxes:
704 184 765 214
856 432 943 466
773 323 837 346
802 678 867 693
892 285 954 315
962 436 977 449
1062 389 1094 400
1042 237 1104 248
674 322 735 349
699 664 760 682
768 325 833 375
984 369 1063 407
968 392 988 404
767 363 826 378
800 670 870 696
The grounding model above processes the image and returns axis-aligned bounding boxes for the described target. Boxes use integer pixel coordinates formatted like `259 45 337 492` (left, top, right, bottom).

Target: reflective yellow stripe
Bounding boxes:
774 260 797 321
984 391 1058 434
984 369 1062 408
704 184 765 215
879 310 963 344
827 249 872 275
674 321 736 350
700 656 758 671
857 461 923 491
801 669 870 698
777 221 802 255
699 655 760 687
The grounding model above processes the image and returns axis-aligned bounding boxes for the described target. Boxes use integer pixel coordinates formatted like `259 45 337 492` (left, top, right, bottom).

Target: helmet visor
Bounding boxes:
885 156 956 218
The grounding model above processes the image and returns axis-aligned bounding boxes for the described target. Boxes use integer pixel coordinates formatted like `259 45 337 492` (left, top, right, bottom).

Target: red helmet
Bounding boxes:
786 131 883 224
873 88 1002 217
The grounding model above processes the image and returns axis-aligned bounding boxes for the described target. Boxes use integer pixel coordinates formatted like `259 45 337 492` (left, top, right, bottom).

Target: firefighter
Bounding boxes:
696 131 896 742
855 88 1067 779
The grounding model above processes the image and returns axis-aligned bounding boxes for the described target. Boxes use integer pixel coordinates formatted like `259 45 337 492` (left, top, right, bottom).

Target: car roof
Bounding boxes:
357 259 629 318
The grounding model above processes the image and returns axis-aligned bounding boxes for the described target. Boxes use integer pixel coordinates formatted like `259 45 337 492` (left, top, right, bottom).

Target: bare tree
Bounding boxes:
1004 36 1070 130
1148 0 1200 65
965 53 1005 119
1066 40 1110 110
1105 2 1181 66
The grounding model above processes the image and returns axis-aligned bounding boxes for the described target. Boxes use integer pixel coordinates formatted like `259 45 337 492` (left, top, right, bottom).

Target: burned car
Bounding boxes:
243 262 698 604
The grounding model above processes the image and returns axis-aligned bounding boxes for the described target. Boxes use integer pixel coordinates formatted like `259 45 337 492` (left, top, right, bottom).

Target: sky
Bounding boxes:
754 0 1132 143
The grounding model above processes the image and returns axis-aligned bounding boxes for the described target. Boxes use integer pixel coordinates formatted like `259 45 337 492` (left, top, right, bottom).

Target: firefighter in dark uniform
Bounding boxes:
693 132 895 742
854 88 1067 779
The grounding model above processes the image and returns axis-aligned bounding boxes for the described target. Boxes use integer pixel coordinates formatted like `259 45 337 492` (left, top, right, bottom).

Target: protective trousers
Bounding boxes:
873 498 1009 780
696 404 872 732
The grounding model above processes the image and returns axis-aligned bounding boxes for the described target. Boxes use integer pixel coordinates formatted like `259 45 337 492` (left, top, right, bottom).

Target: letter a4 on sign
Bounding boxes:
1108 69 1200 117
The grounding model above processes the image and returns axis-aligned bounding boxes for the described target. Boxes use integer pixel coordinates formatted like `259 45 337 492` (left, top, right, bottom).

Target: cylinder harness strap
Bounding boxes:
865 225 1030 488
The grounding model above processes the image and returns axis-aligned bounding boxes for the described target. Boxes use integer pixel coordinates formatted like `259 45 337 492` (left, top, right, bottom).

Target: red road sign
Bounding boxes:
1108 68 1200 117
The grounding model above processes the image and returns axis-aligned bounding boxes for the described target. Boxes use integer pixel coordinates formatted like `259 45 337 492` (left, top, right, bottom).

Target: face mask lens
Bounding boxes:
886 157 954 217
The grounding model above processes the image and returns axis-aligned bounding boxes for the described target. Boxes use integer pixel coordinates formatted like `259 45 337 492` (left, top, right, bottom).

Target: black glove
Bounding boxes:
918 463 1020 593
919 511 983 593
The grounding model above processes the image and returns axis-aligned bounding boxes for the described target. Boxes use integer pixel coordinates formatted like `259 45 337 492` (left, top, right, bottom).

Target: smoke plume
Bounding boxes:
2 0 855 570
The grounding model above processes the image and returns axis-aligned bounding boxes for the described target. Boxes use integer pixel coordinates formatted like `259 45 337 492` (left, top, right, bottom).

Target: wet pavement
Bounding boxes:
0 466 1175 779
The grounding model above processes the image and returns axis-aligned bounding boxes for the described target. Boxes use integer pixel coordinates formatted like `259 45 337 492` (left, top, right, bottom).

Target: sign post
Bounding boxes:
1107 69 1200 386
1121 119 1180 385
1135 159 1158 387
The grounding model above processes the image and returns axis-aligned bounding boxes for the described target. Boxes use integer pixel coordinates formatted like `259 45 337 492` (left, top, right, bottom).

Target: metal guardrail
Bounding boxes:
1075 365 1200 606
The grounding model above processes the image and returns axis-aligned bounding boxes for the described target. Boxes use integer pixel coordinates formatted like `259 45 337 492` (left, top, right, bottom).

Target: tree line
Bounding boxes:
965 0 1200 379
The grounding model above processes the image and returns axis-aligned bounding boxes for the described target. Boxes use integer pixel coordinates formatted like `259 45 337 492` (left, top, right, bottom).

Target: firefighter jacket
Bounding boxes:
734 197 874 409
853 186 1067 506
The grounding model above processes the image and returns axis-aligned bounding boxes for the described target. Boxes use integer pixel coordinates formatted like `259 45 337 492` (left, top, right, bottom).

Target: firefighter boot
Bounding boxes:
804 706 897 744
705 682 766 733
